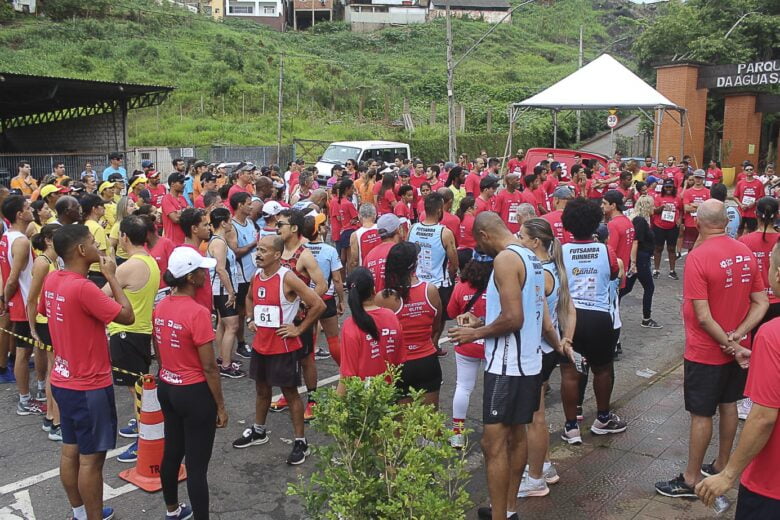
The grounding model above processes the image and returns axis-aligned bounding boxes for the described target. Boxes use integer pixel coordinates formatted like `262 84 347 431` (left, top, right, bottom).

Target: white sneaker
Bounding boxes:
561 425 582 444
737 398 753 420
517 475 549 497
449 433 465 449
522 463 560 484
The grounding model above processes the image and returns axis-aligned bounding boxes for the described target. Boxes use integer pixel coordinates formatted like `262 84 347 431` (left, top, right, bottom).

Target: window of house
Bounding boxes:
263 5 275 14
229 4 254 14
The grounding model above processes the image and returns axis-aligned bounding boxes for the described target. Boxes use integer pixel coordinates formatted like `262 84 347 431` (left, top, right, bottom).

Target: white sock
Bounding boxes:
528 475 545 485
166 504 182 517
37 380 46 391
72 505 86 520
19 393 30 403
506 512 515 518
253 424 265 434
543 461 552 472
295 437 306 444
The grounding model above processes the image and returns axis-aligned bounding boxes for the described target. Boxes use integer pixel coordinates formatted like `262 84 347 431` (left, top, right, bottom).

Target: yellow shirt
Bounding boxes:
109 221 128 259
103 202 117 229
85 219 108 272
10 176 37 196
107 254 160 335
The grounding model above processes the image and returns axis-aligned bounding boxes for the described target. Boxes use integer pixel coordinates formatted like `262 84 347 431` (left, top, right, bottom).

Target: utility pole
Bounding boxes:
446 0 456 163
576 25 583 143
277 54 284 162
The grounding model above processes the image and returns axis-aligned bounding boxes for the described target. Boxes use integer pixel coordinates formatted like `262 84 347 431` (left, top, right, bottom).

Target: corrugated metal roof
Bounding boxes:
430 0 510 9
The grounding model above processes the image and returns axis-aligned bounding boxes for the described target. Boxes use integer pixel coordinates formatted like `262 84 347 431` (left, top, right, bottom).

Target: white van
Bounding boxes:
315 140 411 183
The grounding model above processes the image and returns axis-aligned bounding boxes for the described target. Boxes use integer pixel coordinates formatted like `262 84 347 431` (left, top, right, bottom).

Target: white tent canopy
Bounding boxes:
513 54 681 111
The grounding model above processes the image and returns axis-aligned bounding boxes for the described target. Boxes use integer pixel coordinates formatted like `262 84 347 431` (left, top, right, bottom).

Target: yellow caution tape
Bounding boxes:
0 326 146 379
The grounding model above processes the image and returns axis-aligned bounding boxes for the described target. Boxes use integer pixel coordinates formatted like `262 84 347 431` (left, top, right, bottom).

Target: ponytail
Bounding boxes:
550 237 571 336
756 197 779 242
346 267 379 341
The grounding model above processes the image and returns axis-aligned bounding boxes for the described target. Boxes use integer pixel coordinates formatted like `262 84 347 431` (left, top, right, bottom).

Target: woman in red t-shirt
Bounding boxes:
455 196 477 270
739 197 780 324
154 248 227 520
375 242 443 407
374 173 398 216
337 267 406 393
337 179 359 267
651 180 682 278
446 251 492 449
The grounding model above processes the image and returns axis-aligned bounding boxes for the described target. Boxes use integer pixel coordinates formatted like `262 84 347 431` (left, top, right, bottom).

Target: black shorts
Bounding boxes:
213 294 238 318
109 332 152 386
87 271 107 288
35 322 52 349
293 318 315 357
52 384 117 454
570 309 615 368
683 359 746 417
249 350 301 388
236 282 250 309
438 285 454 321
740 217 758 233
338 228 356 250
483 372 542 425
321 297 337 319
399 353 443 395
652 225 679 248
12 320 32 350
736 484 780 520
541 351 560 382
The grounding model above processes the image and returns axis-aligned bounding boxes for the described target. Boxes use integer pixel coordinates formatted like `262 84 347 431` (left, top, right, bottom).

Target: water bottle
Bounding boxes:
712 495 731 515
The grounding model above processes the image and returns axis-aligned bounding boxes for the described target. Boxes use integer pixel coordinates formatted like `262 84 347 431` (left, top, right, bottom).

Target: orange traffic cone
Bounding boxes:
119 375 186 492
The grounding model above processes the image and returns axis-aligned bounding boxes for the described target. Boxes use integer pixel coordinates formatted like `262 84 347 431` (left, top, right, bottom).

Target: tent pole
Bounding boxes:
655 109 664 162
552 110 558 148
679 109 686 166
501 105 515 175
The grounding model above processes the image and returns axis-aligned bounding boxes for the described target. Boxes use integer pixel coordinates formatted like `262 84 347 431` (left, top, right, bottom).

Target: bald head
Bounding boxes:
696 199 728 230
261 234 284 253
309 188 327 210
473 211 507 237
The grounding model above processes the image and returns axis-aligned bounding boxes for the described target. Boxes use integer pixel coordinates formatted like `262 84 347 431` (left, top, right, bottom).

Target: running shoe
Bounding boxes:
17 399 45 416
69 507 115 520
232 428 269 449
117 441 138 463
0 369 16 384
449 433 465 449
48 425 63 442
641 318 663 329
668 271 679 280
590 413 627 435
235 342 252 359
654 474 696 498
35 388 46 401
700 460 720 478
314 348 331 360
165 504 194 520
615 341 622 355
576 406 584 422
517 475 550 497
652 270 660 279
477 507 517 520
119 418 138 438
270 395 289 412
737 398 753 420
219 365 245 379
42 417 53 432
561 425 582 444
216 358 242 369
543 463 560 484
287 439 310 465
303 401 315 422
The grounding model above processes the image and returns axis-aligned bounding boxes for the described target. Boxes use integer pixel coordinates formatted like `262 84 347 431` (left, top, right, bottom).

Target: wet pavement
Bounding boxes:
0 256 741 518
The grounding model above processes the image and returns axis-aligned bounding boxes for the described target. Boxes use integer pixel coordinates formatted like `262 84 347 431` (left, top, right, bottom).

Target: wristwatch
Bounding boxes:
245 316 253 324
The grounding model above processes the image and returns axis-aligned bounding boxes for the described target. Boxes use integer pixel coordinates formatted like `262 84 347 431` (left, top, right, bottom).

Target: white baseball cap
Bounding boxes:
262 200 285 216
167 247 216 278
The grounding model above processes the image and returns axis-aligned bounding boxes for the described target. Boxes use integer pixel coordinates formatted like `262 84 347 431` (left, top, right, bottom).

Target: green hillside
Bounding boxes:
0 0 659 151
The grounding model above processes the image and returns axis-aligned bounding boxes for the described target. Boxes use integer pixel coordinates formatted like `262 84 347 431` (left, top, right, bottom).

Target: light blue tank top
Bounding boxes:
484 244 544 376
562 241 612 313
408 222 450 288
540 261 560 354
208 235 237 296
232 217 257 284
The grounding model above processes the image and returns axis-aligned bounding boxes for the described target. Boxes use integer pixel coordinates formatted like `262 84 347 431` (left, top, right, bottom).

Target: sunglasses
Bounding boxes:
275 222 291 229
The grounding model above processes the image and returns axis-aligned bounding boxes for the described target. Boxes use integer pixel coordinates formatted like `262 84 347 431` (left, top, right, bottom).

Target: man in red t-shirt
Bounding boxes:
228 165 256 204
494 172 525 234
542 186 574 244
364 214 403 292
506 149 526 176
696 240 780 514
474 176 498 215
146 170 167 209
464 166 483 197
639 156 656 178
161 172 188 245
39 224 134 520
734 164 763 234
602 191 635 289
178 208 214 312
655 199 768 499
681 170 710 250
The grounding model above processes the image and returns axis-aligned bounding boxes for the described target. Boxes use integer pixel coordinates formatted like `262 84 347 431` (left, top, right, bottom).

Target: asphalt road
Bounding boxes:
0 257 693 519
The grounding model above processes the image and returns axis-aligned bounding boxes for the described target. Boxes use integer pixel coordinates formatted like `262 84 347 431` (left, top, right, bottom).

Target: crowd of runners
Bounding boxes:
1 149 779 520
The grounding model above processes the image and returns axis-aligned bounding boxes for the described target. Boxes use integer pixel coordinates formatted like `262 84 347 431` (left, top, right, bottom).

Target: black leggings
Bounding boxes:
619 249 655 319
158 381 217 519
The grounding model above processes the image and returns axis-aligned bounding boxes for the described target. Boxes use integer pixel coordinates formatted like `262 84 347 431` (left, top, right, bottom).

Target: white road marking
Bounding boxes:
102 482 137 500
0 490 35 519
271 373 340 401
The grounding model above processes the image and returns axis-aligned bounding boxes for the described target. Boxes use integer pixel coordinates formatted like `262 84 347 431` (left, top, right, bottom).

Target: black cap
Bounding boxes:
479 175 499 191
108 152 123 160
107 172 125 183
168 172 187 185
332 164 344 171
201 172 218 184
602 190 625 211
193 160 208 168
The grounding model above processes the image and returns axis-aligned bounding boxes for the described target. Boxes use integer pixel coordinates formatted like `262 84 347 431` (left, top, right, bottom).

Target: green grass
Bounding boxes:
0 0 643 148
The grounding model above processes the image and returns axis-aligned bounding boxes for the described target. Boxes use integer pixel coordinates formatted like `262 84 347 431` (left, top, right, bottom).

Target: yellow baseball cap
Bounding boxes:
99 181 115 193
40 184 69 199
130 176 148 190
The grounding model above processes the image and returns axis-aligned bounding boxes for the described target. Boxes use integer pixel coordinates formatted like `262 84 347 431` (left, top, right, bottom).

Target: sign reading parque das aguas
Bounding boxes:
697 59 780 89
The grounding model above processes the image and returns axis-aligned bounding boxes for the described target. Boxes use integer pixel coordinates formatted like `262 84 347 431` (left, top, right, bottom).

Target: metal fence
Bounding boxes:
0 145 296 184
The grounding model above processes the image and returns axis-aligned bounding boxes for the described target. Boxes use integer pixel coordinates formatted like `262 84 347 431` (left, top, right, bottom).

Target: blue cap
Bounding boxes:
646 175 659 185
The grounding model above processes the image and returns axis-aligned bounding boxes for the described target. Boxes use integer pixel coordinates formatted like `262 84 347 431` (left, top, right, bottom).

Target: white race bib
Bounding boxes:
705 180 713 188
508 204 519 223
661 205 676 223
254 305 281 328
655 184 663 193
742 195 755 207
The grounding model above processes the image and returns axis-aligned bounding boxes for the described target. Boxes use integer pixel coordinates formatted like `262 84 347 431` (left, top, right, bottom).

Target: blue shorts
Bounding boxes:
51 385 118 455
338 228 356 250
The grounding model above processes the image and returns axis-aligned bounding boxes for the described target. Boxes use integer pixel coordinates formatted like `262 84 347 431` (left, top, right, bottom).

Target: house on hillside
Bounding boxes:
428 0 510 23
290 0 335 30
224 0 287 30
345 0 427 33
10 0 36 13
